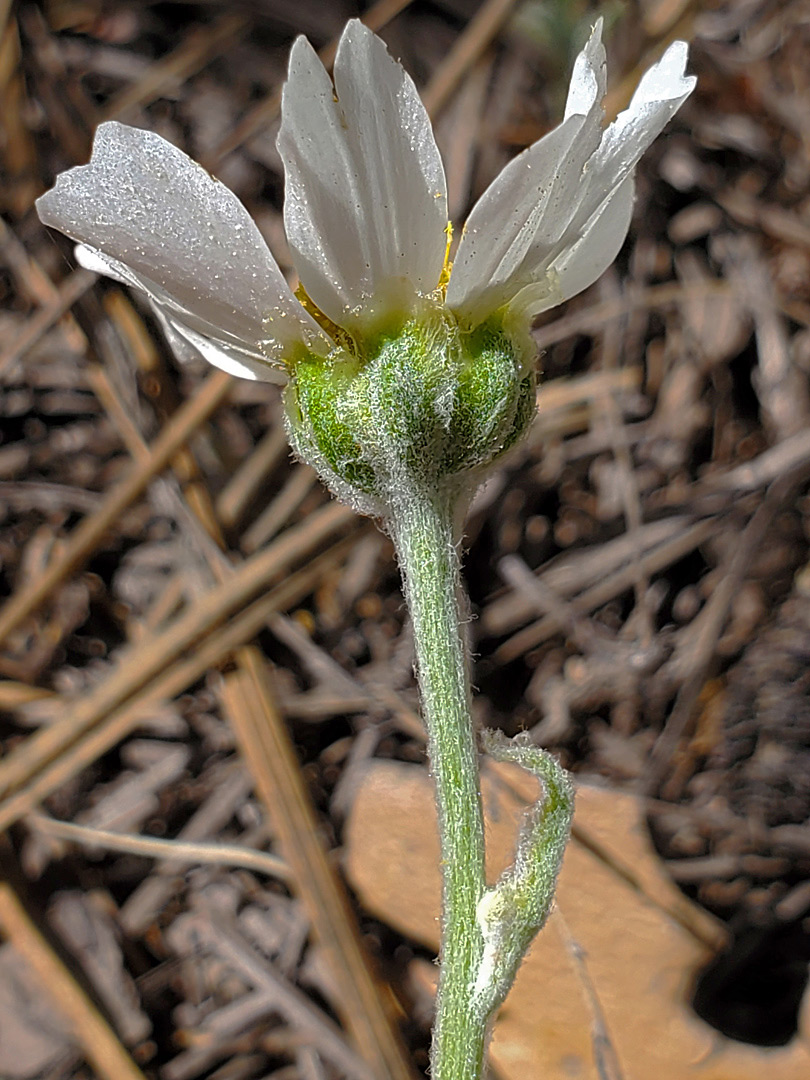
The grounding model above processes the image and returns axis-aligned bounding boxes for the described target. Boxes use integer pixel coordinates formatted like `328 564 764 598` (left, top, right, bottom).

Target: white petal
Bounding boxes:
153 303 287 383
447 21 606 323
507 174 636 324
445 116 585 318
36 122 329 375
577 40 696 226
278 20 448 330
553 173 635 301
75 242 289 383
564 18 606 120
448 32 694 329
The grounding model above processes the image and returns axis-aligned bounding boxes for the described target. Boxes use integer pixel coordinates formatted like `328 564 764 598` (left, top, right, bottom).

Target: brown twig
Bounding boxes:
0 883 148 1080
0 369 232 647
421 0 519 119
0 532 358 835
205 0 417 167
0 267 96 379
222 646 419 1080
0 501 354 799
101 13 248 122
28 812 291 882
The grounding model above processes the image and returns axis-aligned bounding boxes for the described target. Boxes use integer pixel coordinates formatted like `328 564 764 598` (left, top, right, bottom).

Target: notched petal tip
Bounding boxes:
632 39 696 105
447 24 695 331
278 16 447 331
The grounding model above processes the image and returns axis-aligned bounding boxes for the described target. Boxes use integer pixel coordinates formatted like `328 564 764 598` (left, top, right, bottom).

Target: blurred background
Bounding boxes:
1 1 810 1078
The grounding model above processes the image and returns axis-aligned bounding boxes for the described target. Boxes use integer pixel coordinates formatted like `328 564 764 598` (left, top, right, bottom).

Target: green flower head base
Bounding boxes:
288 315 537 514
36 19 694 516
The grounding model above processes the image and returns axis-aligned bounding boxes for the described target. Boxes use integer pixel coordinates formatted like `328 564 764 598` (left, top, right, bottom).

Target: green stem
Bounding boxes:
388 487 487 1080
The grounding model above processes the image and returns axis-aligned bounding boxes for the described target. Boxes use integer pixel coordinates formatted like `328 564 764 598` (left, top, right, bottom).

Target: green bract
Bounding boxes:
285 313 536 516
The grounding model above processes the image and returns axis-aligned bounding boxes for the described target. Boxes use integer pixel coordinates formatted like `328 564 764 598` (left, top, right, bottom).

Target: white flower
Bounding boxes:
36 19 694 383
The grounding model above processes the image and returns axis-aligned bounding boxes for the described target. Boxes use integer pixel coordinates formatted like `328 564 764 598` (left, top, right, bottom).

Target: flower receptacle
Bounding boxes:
284 314 536 517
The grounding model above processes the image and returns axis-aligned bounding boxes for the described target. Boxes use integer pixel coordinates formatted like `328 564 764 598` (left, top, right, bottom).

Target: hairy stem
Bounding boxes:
389 488 488 1080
